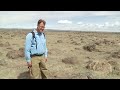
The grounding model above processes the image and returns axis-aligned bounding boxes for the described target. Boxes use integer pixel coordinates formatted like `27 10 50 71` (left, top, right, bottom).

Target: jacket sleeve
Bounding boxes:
44 37 48 58
25 33 32 62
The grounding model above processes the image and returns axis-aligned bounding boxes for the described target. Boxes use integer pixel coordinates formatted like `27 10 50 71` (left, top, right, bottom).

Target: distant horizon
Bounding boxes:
0 27 120 33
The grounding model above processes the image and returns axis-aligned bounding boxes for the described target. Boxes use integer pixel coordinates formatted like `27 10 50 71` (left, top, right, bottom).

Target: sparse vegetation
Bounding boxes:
0 29 120 79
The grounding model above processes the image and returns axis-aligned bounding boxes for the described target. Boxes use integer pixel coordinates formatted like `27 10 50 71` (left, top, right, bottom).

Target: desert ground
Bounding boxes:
0 29 120 79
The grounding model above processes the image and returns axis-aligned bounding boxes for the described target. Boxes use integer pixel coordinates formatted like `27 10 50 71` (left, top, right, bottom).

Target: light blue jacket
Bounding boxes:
25 29 48 62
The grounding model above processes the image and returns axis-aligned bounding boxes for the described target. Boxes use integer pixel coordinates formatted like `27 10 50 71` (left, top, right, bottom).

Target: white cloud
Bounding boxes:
58 20 72 24
90 11 120 16
77 22 83 25
105 22 110 27
114 21 120 26
0 11 120 24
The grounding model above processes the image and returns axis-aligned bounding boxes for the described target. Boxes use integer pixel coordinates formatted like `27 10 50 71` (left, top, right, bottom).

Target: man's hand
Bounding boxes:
45 58 47 63
27 61 32 67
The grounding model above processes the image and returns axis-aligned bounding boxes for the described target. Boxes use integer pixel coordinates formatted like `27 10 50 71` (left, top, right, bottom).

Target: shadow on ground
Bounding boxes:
17 71 30 79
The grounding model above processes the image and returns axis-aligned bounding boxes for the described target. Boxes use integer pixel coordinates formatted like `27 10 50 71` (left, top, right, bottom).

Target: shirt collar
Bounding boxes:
33 29 43 35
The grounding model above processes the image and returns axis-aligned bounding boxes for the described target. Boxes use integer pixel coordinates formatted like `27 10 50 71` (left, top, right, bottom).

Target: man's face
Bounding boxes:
37 22 45 33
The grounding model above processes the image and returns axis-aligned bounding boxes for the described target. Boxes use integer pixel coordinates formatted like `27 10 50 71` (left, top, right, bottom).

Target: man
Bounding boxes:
25 19 48 79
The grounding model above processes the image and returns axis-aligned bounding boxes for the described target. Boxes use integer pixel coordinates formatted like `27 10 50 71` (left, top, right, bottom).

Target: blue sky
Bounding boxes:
0 11 120 32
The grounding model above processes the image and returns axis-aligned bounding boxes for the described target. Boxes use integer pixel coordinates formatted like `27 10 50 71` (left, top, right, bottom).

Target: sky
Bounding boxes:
0 11 120 32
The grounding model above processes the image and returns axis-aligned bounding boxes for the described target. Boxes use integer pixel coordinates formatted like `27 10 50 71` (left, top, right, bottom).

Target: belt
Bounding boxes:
30 54 44 58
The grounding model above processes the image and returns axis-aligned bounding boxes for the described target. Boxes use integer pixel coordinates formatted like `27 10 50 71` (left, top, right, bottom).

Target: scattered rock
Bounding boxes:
108 60 120 75
49 48 62 55
108 61 118 66
0 35 2 39
0 52 3 56
71 41 81 45
111 51 120 58
83 44 96 52
6 50 19 59
4 42 10 47
75 48 80 50
102 39 110 44
94 42 101 45
62 57 79 65
70 72 94 79
57 40 62 43
11 35 15 37
0 59 7 66
0 43 3 47
70 73 88 79
18 47 24 57
112 66 120 75
102 39 115 45
6 47 13 50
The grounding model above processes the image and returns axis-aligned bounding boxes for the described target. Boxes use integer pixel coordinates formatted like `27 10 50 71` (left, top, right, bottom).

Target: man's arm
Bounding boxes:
44 47 48 62
45 47 48 58
25 33 32 63
44 38 48 62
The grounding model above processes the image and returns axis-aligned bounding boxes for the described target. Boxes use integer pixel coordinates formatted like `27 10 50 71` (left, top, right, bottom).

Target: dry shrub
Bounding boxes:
6 47 24 59
86 60 112 75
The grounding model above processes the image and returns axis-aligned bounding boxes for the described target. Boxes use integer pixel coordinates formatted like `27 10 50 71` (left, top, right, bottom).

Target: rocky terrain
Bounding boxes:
0 29 120 79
